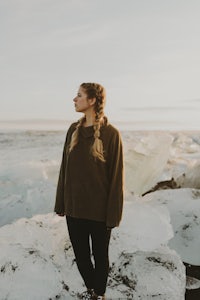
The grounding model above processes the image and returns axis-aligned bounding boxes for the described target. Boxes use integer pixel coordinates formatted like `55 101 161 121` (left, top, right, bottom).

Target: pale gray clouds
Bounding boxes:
1 0 200 123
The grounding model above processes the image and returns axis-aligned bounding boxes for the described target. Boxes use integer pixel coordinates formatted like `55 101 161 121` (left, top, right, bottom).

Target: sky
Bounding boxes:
1 0 200 126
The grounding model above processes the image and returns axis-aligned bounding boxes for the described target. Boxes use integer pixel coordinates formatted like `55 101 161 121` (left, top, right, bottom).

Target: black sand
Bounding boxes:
184 263 200 299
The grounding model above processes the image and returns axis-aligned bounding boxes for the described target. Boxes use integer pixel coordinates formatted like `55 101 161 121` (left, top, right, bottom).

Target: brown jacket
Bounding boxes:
54 120 124 228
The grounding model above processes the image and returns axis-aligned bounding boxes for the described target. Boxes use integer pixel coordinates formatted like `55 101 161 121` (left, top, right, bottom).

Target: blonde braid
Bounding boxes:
91 85 106 162
69 116 86 152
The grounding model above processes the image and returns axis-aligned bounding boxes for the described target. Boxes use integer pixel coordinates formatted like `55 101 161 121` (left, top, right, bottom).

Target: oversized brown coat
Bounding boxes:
54 120 124 228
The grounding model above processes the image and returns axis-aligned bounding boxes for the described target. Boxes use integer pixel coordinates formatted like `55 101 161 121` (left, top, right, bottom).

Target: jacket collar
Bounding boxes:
79 116 108 138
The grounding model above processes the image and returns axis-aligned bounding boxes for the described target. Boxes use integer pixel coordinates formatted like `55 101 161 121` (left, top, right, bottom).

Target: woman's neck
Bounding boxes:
82 112 104 127
83 112 96 127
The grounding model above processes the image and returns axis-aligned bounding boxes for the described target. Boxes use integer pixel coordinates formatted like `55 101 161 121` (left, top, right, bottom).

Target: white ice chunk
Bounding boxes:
117 199 173 252
125 133 173 195
144 188 200 265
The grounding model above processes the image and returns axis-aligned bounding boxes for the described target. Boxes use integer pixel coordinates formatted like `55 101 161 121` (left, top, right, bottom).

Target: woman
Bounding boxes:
54 83 124 300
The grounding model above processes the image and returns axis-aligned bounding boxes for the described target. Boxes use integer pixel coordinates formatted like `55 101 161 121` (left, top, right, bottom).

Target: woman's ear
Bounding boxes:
88 98 96 106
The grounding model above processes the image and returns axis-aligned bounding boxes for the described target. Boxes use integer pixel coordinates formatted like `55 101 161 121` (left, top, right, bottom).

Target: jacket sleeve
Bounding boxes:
106 130 124 228
54 124 75 214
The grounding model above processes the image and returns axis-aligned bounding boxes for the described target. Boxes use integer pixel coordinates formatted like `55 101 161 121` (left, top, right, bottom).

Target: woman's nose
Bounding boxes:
73 97 76 102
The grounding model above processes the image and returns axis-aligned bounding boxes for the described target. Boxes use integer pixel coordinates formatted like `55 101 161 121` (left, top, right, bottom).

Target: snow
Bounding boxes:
109 249 185 299
0 211 185 300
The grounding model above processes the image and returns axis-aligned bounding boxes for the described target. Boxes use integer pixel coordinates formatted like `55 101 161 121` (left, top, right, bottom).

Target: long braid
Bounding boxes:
92 95 105 162
69 116 85 152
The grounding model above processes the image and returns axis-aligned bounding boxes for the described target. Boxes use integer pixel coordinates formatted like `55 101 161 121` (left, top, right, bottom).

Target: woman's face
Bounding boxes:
73 87 94 113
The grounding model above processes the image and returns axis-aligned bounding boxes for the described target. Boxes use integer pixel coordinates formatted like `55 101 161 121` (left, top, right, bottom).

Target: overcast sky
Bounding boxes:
1 0 200 122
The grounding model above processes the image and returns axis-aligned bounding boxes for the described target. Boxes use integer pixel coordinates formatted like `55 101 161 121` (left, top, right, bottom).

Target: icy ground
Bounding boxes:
1 130 200 299
0 199 186 300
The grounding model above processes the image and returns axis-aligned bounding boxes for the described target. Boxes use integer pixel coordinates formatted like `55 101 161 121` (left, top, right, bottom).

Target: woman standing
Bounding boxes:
54 83 124 300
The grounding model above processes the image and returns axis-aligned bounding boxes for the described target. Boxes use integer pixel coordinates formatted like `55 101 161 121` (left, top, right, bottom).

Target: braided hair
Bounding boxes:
69 82 106 162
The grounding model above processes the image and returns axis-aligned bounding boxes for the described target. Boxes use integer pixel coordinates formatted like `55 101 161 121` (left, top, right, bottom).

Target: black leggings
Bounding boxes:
66 216 111 296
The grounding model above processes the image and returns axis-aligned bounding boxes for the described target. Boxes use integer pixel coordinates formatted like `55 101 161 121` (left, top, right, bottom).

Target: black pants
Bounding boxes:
66 216 111 296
